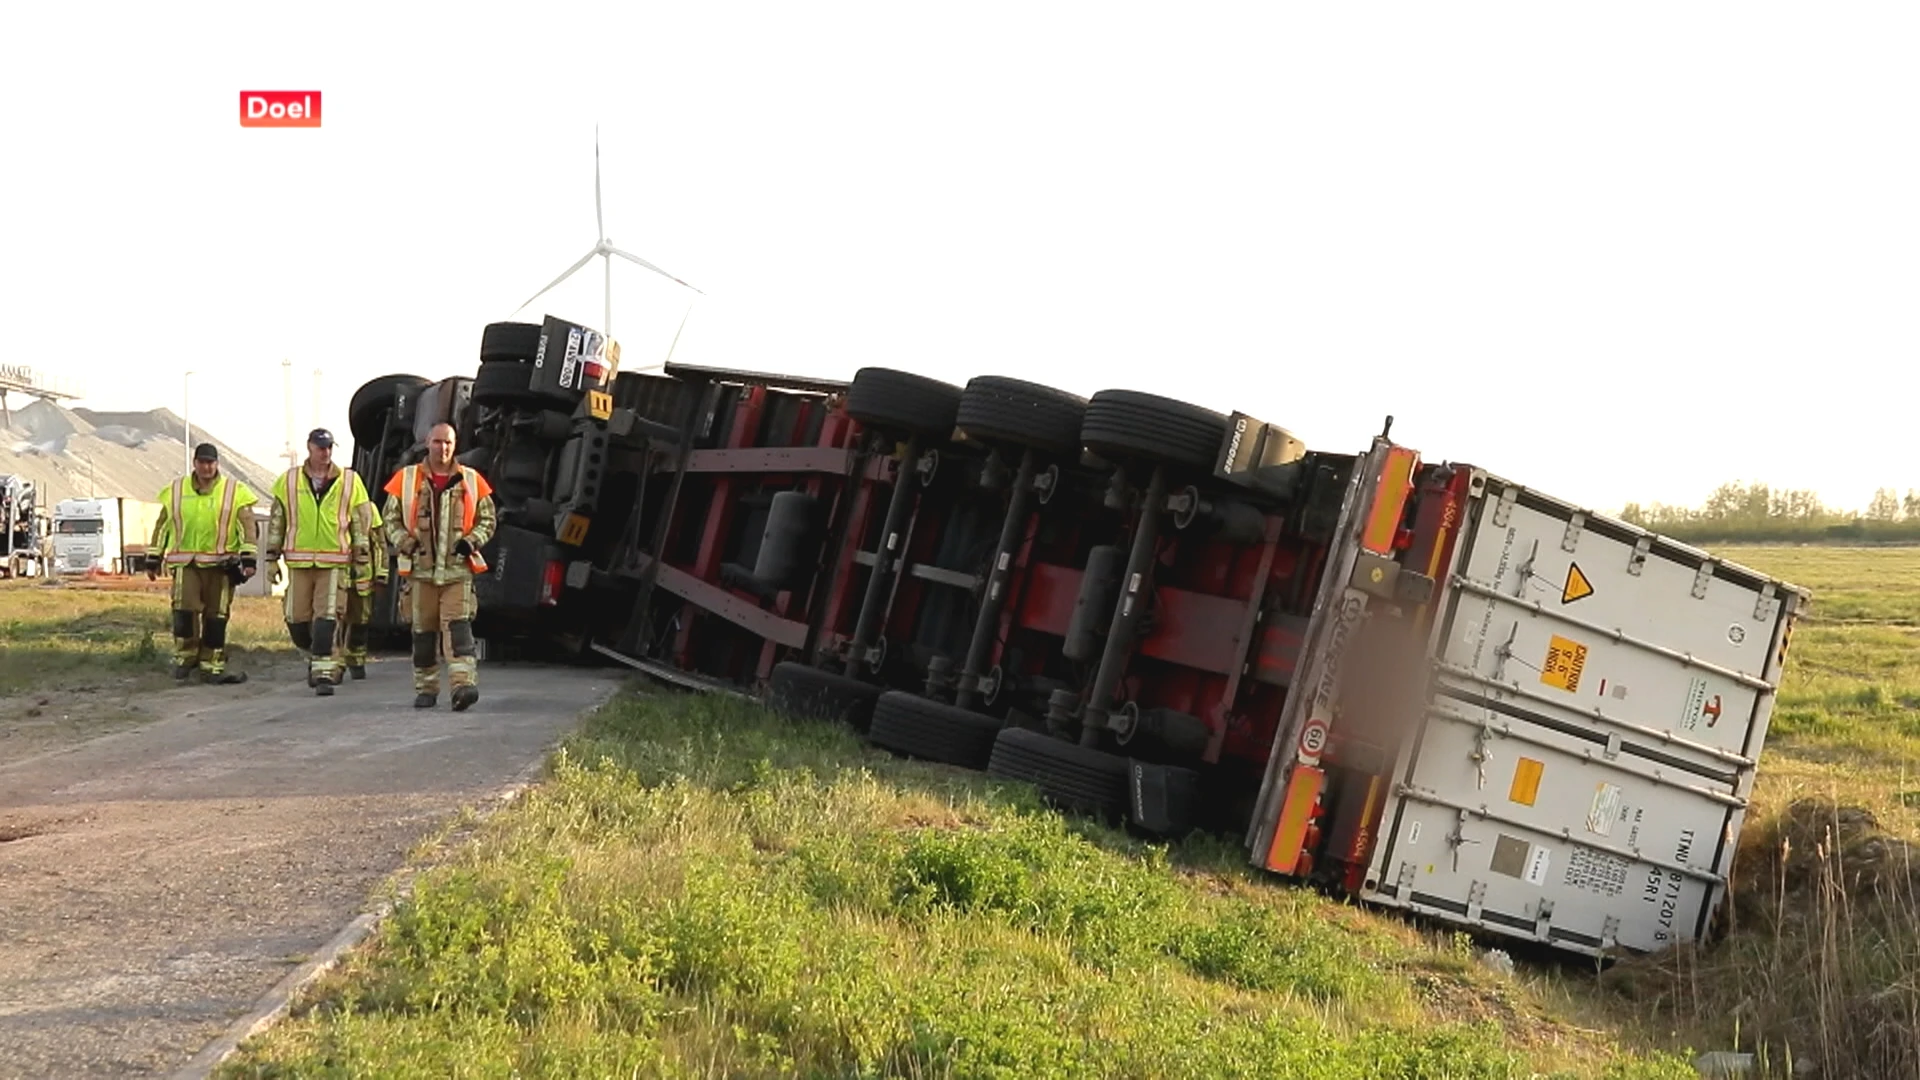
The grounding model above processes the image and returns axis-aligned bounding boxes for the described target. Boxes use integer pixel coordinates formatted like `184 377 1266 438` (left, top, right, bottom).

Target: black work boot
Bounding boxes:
414 693 436 709
452 685 479 712
211 671 248 685
348 664 367 680
315 680 335 697
172 663 195 681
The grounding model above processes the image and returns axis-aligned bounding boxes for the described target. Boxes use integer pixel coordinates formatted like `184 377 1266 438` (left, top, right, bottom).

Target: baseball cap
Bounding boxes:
307 428 335 448
193 442 219 462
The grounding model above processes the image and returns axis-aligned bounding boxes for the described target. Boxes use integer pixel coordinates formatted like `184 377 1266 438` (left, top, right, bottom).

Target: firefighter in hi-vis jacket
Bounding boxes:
266 428 374 696
383 422 495 711
342 492 389 680
146 442 260 684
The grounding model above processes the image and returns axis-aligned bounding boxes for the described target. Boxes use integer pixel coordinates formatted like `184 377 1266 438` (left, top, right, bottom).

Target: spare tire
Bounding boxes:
349 374 432 447
1079 389 1230 472
471 358 535 406
479 322 543 363
846 367 962 438
955 375 1088 458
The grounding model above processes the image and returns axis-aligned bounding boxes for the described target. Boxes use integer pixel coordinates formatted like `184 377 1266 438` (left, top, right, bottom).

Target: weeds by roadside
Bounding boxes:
220 690 1697 1079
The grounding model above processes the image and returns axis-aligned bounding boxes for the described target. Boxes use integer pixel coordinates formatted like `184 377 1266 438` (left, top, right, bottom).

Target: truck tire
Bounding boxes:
767 662 883 731
866 691 1002 770
349 374 432 446
986 727 1131 821
954 375 1089 458
846 368 963 438
1079 389 1230 472
479 321 543 363
472 359 535 406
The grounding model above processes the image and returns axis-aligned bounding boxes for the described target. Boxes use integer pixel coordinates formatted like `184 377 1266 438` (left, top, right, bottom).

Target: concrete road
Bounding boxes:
0 656 622 1079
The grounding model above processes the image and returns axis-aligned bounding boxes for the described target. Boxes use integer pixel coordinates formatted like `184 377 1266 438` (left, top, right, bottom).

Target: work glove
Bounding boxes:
241 555 257 578
453 538 474 558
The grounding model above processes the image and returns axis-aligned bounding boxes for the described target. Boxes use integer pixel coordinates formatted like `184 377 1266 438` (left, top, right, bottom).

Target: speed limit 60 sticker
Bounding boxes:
1298 717 1330 760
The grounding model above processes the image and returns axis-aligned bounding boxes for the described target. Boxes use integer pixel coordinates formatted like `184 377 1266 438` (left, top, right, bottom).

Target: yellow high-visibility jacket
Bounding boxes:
267 465 374 587
151 473 259 566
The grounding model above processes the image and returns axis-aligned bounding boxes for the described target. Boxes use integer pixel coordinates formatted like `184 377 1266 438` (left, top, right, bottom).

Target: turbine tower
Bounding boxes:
509 126 701 349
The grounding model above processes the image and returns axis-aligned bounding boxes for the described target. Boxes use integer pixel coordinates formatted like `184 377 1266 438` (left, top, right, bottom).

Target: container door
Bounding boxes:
1362 475 1805 956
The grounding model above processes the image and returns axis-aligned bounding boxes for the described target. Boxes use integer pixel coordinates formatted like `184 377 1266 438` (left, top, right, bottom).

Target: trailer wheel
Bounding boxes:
479 321 544 363
1079 389 1230 472
954 375 1089 458
767 662 883 731
471 359 535 406
866 691 1002 769
986 727 1131 820
846 368 963 438
348 374 432 446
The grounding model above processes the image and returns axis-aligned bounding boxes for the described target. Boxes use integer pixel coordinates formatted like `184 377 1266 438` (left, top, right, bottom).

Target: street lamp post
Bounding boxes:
183 370 196 468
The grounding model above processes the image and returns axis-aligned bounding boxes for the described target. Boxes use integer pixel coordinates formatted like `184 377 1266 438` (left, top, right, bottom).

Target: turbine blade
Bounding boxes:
595 126 604 241
510 247 600 316
607 245 703 294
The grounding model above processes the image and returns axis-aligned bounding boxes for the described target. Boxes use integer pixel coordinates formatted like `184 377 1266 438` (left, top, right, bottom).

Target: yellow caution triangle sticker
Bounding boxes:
1562 562 1594 605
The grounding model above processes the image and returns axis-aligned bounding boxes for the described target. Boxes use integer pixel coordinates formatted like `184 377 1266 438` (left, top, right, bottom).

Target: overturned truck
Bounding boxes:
350 318 1810 961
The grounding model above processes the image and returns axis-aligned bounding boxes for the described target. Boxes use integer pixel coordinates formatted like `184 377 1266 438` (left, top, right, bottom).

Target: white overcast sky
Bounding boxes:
2 2 1914 515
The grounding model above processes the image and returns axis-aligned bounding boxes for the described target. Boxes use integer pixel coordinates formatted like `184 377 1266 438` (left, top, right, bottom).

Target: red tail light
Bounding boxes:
539 559 566 606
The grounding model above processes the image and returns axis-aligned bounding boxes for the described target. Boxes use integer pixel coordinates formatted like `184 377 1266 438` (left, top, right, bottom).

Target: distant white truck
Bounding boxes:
51 496 164 575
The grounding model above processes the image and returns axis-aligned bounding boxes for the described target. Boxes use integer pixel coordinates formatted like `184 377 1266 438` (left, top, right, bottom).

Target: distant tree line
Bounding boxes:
1618 483 1920 544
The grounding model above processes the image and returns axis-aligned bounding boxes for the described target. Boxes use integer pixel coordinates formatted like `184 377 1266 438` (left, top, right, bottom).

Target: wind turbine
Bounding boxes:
509 126 702 355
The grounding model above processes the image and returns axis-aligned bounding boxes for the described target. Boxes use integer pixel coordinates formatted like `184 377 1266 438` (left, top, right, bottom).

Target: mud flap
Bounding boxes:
1129 761 1200 838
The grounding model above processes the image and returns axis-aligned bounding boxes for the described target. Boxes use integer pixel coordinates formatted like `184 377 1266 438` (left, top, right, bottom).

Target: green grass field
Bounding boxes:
9 548 1914 1078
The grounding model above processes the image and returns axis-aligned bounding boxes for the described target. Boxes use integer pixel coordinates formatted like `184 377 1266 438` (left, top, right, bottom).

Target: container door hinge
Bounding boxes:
1466 879 1487 922
1692 559 1716 600
1604 732 1622 761
1446 810 1478 873
1395 861 1417 898
1492 485 1517 528
1628 536 1650 577
1533 899 1556 940
1600 915 1621 951
1561 512 1584 553
1754 583 1780 622
1469 722 1494 790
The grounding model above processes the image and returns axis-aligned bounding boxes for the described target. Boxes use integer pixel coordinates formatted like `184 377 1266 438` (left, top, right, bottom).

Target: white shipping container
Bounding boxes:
1357 474 1807 956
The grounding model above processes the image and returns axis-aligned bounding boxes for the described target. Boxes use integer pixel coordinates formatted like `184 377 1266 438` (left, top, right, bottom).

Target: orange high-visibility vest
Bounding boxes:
388 464 490 575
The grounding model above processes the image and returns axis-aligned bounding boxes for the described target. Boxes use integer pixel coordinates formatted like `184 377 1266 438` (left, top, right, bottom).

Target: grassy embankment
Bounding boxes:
223 546 1920 1080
